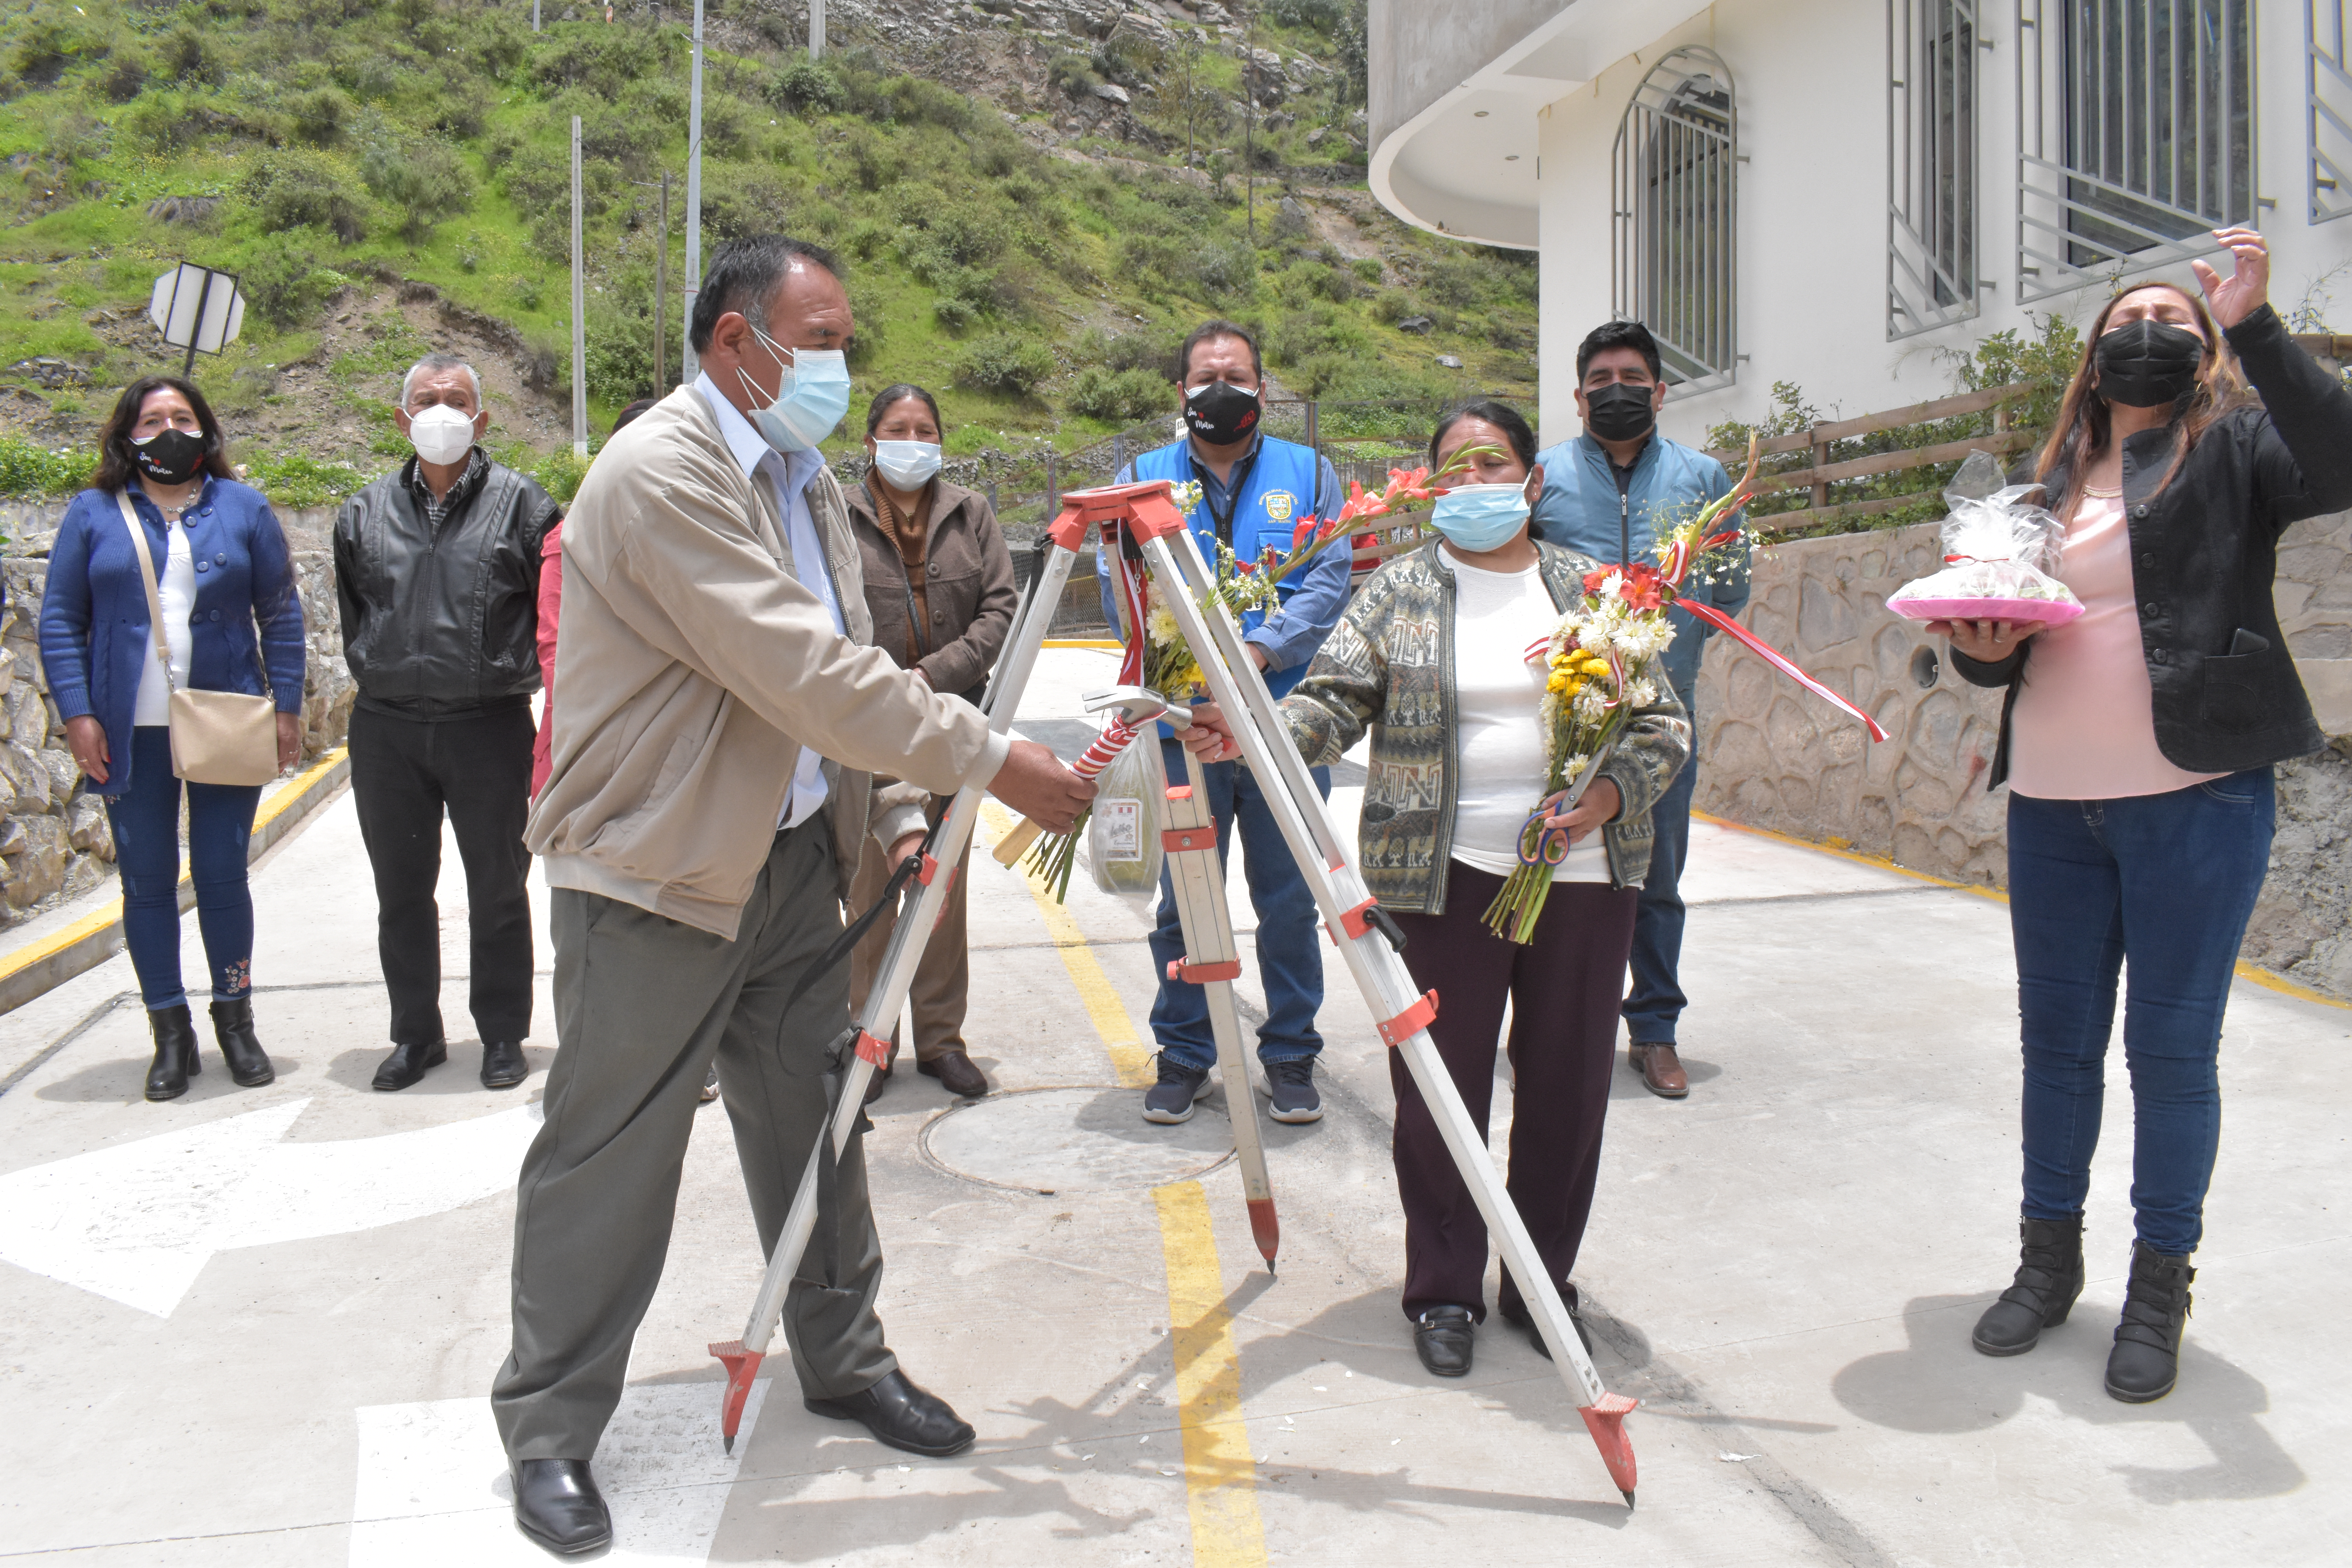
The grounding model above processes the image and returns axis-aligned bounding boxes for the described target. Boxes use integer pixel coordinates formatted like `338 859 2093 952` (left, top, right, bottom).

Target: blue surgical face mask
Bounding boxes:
737 330 850 452
871 439 942 490
1429 481 1532 554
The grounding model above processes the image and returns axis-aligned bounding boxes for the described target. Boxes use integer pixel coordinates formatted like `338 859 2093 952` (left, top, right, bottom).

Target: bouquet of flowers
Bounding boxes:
1885 452 2084 626
1478 502 1747 943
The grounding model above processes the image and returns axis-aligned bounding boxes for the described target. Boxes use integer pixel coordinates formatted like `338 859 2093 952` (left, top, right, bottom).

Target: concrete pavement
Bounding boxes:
1 647 2347 1565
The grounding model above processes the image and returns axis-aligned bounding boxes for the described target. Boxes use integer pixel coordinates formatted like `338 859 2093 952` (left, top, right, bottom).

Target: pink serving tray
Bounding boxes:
1889 595 2085 626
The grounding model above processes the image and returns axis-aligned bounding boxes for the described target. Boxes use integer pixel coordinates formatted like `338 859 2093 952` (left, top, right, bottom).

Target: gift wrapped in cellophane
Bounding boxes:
1886 450 2086 627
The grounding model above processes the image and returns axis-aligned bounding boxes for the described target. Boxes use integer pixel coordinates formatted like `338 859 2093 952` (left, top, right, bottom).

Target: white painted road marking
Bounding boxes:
351 1381 768 1565
0 1097 542 1316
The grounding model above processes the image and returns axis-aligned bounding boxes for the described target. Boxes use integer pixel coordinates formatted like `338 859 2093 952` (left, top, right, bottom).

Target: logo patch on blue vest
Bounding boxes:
1262 490 1298 524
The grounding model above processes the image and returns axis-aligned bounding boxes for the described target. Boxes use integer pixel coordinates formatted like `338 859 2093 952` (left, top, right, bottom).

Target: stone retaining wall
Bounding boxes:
1693 509 2352 999
0 505 350 923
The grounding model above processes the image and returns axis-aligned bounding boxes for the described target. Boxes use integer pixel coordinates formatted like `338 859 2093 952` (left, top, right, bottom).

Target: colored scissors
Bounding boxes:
1517 805 1571 869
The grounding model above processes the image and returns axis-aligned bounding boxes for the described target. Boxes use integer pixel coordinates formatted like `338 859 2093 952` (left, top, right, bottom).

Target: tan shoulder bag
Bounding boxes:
116 491 281 787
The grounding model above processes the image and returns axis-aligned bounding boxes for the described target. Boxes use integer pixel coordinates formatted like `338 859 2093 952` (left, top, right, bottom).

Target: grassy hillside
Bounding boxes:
0 0 1536 509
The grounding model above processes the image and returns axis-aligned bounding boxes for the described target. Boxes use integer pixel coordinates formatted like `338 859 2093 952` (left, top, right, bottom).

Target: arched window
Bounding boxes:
1612 47 1738 398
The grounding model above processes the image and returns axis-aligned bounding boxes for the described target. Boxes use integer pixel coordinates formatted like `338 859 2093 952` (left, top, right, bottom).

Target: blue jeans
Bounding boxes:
2008 769 2276 1256
1623 756 1696 1045
1148 739 1328 1072
107 726 263 1011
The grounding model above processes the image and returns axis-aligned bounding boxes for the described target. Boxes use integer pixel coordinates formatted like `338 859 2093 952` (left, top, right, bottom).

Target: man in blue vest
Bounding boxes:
1530 319 1751 1101
1098 319 1350 1127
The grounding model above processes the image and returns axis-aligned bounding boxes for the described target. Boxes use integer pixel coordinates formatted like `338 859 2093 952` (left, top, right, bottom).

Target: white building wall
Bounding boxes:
1530 0 2352 451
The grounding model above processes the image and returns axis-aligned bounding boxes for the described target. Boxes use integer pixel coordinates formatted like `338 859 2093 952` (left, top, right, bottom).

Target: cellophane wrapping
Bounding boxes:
1886 451 2086 625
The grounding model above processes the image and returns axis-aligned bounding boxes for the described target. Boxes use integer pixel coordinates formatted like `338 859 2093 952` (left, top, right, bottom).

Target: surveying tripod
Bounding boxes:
709 479 1639 1505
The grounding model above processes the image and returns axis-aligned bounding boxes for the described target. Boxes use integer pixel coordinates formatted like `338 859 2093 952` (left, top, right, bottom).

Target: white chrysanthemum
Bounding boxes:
1628 678 1659 708
1573 687 1611 724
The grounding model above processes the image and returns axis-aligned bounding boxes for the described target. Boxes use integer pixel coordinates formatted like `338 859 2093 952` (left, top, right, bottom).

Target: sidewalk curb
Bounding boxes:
0 747 350 1018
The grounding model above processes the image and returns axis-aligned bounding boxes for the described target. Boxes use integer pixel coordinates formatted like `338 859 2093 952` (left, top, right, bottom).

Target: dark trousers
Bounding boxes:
1622 757 1696 1045
1148 739 1330 1071
108 726 262 1010
491 818 894 1460
348 704 535 1045
2008 769 2275 1255
1388 861 1639 1321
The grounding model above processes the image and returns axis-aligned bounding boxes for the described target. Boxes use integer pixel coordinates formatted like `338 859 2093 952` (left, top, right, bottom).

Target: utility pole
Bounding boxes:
532 0 539 31
810 0 824 56
1243 6 1256 245
682 0 704 385
653 171 669 394
571 115 587 458
632 172 671 395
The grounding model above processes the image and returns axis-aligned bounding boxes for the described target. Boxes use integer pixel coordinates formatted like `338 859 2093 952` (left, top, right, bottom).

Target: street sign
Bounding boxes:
149 263 246 376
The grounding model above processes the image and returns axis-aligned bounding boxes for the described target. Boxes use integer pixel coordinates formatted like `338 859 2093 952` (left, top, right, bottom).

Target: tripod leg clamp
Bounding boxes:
853 1030 890 1067
1163 825 1217 853
1167 957 1243 984
1376 990 1439 1049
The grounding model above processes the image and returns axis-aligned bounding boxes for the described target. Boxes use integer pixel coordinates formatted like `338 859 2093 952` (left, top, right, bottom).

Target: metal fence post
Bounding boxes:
1045 453 1060 518
1305 399 1319 452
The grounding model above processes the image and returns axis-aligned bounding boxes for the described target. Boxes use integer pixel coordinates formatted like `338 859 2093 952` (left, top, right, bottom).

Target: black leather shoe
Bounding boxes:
1413 1305 1475 1377
1973 1213 2085 1357
863 1063 889 1105
1498 1288 1593 1361
207 997 275 1087
512 1458 611 1555
804 1368 975 1457
481 1040 528 1090
918 1049 989 1098
372 1038 447 1091
143 1004 201 1102
2106 1241 2195 1403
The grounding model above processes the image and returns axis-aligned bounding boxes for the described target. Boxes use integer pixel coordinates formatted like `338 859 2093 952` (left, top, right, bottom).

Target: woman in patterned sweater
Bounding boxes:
1180 401 1689 1379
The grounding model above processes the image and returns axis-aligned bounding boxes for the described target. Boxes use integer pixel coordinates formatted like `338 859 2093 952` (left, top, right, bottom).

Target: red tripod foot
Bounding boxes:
1578 1392 1639 1507
1245 1197 1279 1274
709 1340 764 1455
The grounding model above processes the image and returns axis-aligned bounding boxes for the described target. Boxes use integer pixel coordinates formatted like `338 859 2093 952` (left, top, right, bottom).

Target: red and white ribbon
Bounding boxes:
1682 601 1891 742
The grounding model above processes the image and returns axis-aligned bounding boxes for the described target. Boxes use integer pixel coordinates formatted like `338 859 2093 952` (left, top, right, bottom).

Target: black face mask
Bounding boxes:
2094 319 2205 408
1183 379 1261 446
1583 381 1657 443
130 427 210 486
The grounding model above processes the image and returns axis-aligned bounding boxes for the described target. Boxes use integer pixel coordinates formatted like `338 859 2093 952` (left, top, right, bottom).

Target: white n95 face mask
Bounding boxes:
871 441 942 491
408 404 477 466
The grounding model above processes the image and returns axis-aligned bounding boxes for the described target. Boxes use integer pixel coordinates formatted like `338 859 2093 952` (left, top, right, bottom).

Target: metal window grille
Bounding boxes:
1890 0 1982 338
1612 47 1738 399
2315 0 2352 221
2016 0 2253 304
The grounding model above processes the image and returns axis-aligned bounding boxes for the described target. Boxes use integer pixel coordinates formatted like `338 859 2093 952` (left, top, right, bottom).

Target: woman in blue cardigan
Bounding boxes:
41 376 307 1101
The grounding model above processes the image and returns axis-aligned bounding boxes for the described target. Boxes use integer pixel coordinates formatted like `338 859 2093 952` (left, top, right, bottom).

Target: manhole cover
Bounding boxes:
918 1086 1235 1194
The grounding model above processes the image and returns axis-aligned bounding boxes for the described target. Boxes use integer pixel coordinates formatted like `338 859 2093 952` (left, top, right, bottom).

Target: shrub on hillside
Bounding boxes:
241 236 346 329
160 25 221 87
290 86 352 147
99 53 149 104
1048 52 1101 96
1066 366 1167 424
768 58 845 113
956 334 1054 396
362 139 475 245
242 149 369 243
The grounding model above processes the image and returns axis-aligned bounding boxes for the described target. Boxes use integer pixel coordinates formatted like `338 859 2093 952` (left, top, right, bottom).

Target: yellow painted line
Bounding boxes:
976 800 1154 1087
975 797 1267 1564
0 748 350 1002
1693 808 2350 1011
1042 638 1121 650
1156 1180 1270 1568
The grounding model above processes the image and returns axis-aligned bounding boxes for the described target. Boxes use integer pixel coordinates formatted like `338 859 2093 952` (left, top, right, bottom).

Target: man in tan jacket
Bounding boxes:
490 234 1091 1557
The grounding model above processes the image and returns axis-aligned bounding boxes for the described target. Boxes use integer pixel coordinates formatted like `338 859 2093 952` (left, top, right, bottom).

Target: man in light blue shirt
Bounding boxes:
691 370 845 829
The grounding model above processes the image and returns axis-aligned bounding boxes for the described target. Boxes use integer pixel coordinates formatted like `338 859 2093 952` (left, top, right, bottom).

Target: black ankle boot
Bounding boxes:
143 1004 201 1102
207 996 275 1087
2106 1241 2194 1403
1972 1212 2084 1356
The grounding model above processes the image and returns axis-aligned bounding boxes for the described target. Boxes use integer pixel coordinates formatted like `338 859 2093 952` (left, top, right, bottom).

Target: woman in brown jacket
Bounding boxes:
846 384 1020 1100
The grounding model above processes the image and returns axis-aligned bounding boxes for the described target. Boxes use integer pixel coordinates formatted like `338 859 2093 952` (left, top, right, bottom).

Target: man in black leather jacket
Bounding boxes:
334 352 563 1093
